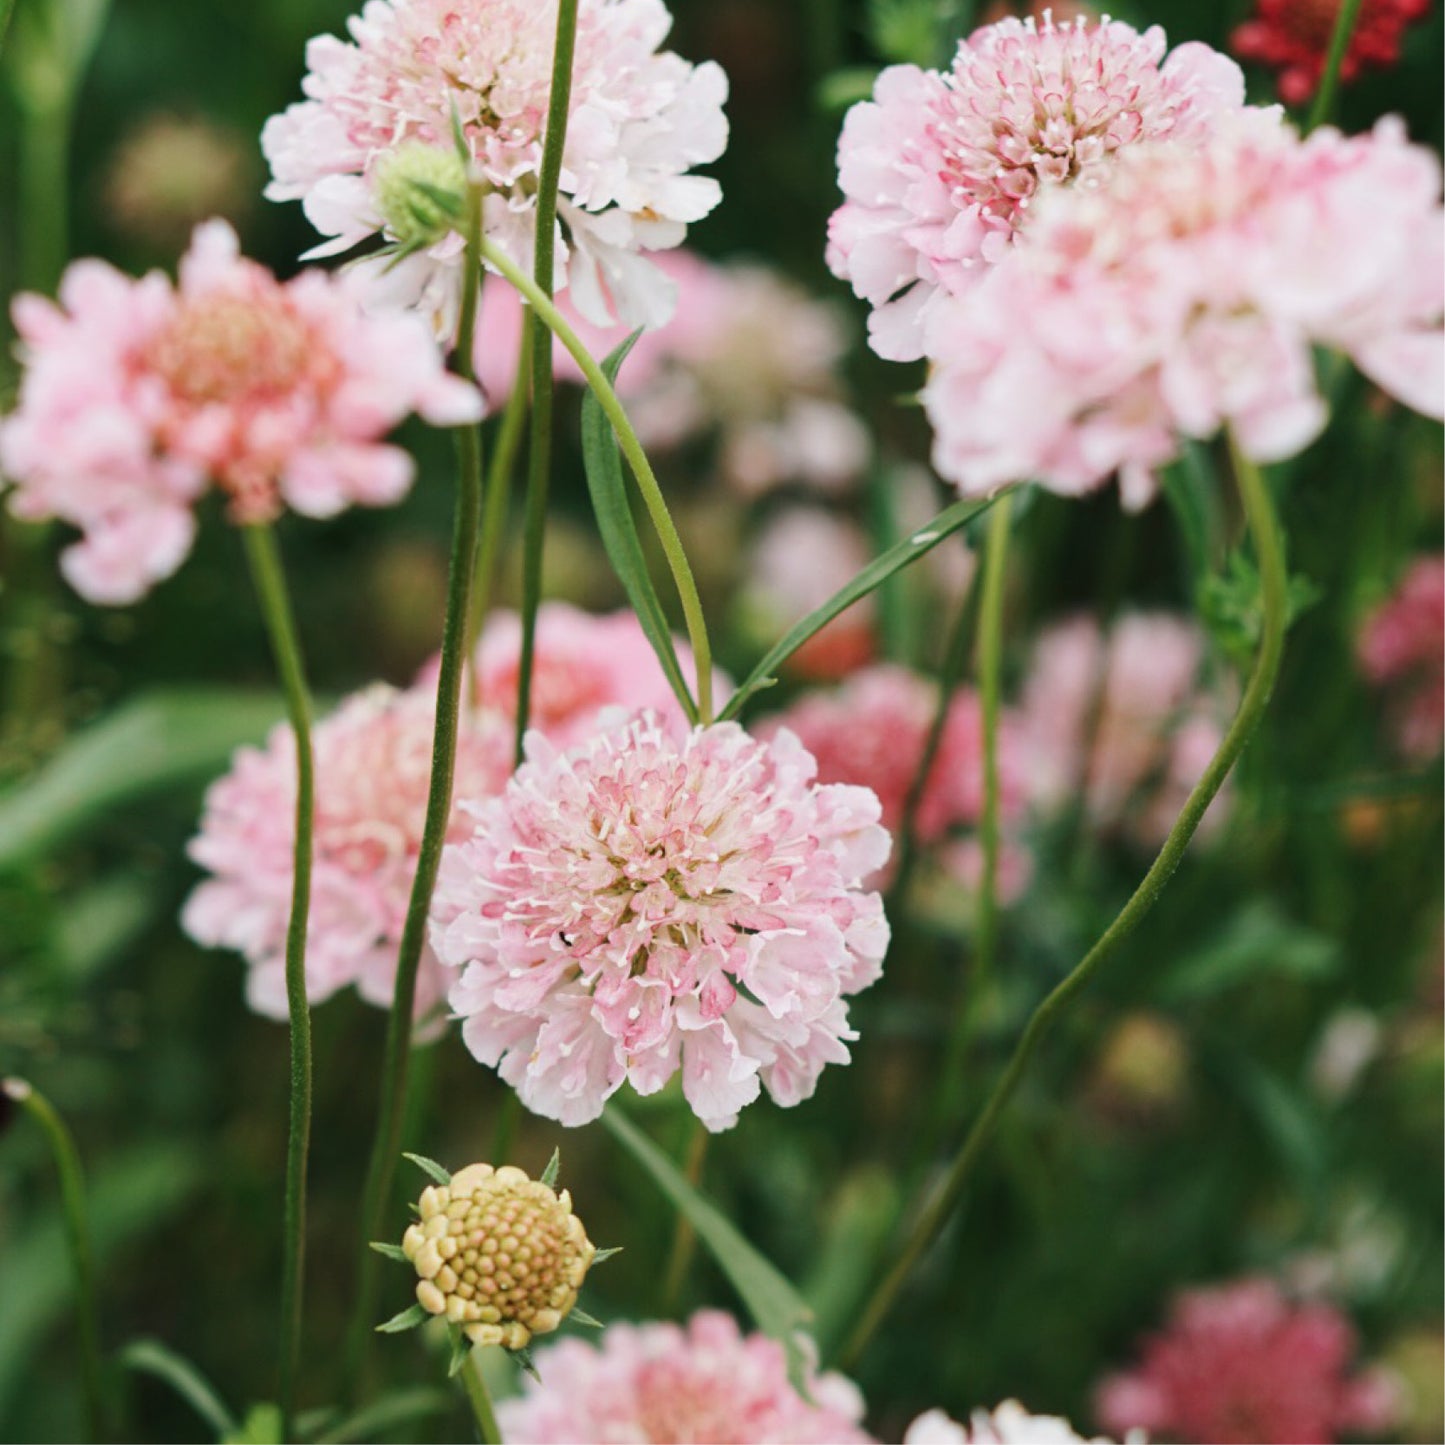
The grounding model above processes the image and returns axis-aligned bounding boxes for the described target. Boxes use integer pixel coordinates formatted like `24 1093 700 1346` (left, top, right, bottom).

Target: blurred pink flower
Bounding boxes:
184 684 513 1021
496 1311 871 1443
262 0 728 333
1357 554 1444 760
0 221 481 605
827 14 1247 361
1095 1277 1399 1444
905 1402 1121 1443
759 664 1029 891
923 114 1444 507
421 603 720 747
1021 614 1231 847
431 710 890 1130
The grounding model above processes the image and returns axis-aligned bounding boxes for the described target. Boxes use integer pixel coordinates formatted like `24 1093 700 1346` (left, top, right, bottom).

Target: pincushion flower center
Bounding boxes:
150 293 313 406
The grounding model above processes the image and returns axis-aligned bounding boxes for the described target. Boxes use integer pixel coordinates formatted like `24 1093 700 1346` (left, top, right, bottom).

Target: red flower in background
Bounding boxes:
1231 0 1432 106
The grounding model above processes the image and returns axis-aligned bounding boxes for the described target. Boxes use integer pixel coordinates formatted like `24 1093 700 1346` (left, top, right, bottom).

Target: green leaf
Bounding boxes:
539 1147 561 1190
401 1152 451 1186
590 1245 623 1265
0 688 284 869
119 1339 237 1439
312 1388 452 1444
580 335 698 724
568 1307 604 1329
601 1106 816 1389
719 492 1001 722
369 1241 409 1263
223 1403 283 1444
446 1324 470 1378
508 1345 541 1384
376 1302 430 1334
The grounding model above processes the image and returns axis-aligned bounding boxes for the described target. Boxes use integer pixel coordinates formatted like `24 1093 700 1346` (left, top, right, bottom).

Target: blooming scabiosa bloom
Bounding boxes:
432 711 890 1130
1021 614 1231 848
1095 1277 1399 1444
827 13 1248 361
904 1402 1123 1443
262 0 728 333
0 221 481 605
922 114 1445 507
496 1311 871 1443
184 684 513 1021
1357 554 1444 761
1232 0 1433 107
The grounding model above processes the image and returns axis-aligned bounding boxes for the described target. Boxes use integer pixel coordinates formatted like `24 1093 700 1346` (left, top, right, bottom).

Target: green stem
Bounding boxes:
971 493 1013 1002
1307 0 1366 132
348 180 487 1401
3 1079 105 1440
241 522 315 1441
837 439 1289 1371
661 1122 710 1311
478 236 714 722
0 0 16 61
461 1350 501 1445
514 0 579 765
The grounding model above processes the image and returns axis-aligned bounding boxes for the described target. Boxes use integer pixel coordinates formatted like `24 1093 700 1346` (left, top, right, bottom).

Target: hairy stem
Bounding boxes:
478 237 714 722
241 521 315 1440
514 0 579 764
1307 0 1366 132
348 180 487 1399
838 440 1289 1371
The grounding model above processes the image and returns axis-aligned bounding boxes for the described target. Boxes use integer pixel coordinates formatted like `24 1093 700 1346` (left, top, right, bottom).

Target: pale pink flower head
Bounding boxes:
827 14 1248 361
1095 1277 1399 1444
184 683 513 1021
431 710 891 1130
262 0 728 333
496 1310 871 1444
905 1401 1122 1444
923 114 1445 507
1357 554 1445 760
759 664 1030 890
1022 613 1231 847
0 220 481 605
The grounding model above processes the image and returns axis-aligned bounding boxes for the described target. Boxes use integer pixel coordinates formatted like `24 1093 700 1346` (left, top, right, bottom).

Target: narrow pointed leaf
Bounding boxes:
509 1345 541 1383
602 1106 815 1389
580 334 698 723
539 1148 561 1190
120 1339 237 1438
446 1325 470 1378
568 1307 604 1329
718 493 1003 722
369 1241 409 1263
590 1245 624 1265
376 1302 430 1334
401 1152 451 1186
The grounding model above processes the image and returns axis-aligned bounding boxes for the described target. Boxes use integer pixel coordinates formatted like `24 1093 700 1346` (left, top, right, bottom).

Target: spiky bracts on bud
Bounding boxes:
400 1162 595 1350
373 142 468 251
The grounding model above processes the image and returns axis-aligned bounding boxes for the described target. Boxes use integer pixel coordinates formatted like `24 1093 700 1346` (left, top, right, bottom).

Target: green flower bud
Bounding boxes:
374 142 468 249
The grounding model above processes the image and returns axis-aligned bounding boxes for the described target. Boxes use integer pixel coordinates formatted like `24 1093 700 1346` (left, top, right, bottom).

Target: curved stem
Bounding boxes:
3 1079 105 1440
348 180 487 1400
477 236 714 723
461 1350 501 1445
514 0 579 764
1307 0 1365 132
837 440 1289 1371
241 521 315 1440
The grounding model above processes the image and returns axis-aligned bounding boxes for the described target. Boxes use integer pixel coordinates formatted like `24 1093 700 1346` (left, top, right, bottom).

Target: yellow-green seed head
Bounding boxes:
401 1162 595 1350
374 142 468 249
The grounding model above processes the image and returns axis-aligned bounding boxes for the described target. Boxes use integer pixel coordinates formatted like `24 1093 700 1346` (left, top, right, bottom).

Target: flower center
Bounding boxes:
150 294 312 406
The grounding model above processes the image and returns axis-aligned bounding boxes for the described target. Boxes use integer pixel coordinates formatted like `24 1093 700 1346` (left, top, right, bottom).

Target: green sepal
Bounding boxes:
590 1245 624 1265
539 1147 561 1190
569 1307 604 1329
446 1324 471 1379
508 1345 541 1384
402 1152 452 1186
370 1241 409 1263
376 1302 430 1334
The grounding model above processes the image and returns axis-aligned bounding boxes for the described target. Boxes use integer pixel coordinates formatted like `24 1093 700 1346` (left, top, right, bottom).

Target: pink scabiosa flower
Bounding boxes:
1021 614 1231 848
905 1402 1122 1443
0 220 481 605
1357 554 1444 761
922 114 1444 508
759 664 1029 891
496 1310 871 1444
827 13 1248 361
262 0 728 333
1232 0 1433 107
184 684 513 1021
1095 1277 1399 1444
431 710 890 1130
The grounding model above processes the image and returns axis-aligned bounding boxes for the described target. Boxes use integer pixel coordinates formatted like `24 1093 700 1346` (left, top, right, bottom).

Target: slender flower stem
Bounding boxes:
348 180 487 1400
837 439 1289 1372
461 1350 501 1445
478 236 714 722
661 1122 710 1310
241 521 315 1440
514 0 579 764
1307 0 1366 133
3 1079 105 1440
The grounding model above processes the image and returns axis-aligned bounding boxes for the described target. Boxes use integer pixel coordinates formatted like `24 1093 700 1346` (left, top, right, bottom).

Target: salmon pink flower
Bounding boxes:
496 1311 871 1443
431 711 890 1130
0 220 481 605
827 13 1248 361
923 115 1444 507
262 0 728 334
184 684 513 1021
